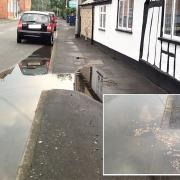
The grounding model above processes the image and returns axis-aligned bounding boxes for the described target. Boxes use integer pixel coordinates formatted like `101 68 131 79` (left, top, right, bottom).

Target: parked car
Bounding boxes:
17 11 55 45
47 11 57 31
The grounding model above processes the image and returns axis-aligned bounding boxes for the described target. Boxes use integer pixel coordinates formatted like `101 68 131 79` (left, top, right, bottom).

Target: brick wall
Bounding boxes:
18 0 31 12
80 6 92 40
0 0 8 19
0 0 19 19
7 0 14 19
0 0 31 19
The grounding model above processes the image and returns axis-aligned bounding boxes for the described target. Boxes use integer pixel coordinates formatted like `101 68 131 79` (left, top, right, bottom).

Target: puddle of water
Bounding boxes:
0 47 103 180
104 95 180 175
75 66 103 102
0 67 73 180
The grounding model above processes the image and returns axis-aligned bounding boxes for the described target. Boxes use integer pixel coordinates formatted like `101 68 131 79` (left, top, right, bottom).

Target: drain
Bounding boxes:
76 56 86 59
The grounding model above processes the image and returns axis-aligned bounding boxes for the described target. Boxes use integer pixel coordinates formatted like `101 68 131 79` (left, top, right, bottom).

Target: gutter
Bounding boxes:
79 0 112 7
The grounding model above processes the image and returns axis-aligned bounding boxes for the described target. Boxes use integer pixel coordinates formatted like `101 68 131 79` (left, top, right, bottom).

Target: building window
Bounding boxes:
164 0 180 39
117 0 134 31
174 0 180 36
99 5 106 30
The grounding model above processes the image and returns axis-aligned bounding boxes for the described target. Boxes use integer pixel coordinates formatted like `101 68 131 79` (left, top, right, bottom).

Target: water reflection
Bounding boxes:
19 59 49 76
104 95 180 175
75 66 103 102
0 66 74 180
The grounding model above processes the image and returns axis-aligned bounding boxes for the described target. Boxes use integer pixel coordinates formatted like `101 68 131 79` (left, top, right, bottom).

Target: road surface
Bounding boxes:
0 21 44 72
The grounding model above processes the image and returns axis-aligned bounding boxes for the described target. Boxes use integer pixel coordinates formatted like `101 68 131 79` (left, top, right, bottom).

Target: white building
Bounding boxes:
82 0 180 92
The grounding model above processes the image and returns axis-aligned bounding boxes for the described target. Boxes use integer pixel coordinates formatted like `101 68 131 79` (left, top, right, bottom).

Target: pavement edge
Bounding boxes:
48 29 59 73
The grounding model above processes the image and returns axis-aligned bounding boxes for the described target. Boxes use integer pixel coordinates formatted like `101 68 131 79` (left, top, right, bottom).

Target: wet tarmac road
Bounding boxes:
0 21 46 73
104 95 180 175
0 43 103 179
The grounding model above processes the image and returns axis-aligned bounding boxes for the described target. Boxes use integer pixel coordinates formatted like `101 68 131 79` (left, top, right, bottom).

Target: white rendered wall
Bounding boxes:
142 6 180 81
94 0 145 61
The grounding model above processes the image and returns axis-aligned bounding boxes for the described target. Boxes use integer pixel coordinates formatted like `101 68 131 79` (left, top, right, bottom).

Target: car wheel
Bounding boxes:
17 34 22 43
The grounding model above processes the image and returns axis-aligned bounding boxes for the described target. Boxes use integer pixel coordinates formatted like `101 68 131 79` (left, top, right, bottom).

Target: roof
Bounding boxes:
80 0 112 6
45 11 55 15
22 11 50 16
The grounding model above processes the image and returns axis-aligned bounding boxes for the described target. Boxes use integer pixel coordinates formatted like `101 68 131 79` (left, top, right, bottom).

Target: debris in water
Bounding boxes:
134 127 150 136
134 124 180 172
171 159 180 172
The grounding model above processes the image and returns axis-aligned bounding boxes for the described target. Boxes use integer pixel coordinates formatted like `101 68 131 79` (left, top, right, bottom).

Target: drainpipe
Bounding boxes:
91 5 94 45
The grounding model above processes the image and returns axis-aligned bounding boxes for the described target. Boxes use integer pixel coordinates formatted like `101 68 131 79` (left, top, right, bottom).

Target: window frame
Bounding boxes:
116 0 134 33
99 5 106 31
163 0 180 41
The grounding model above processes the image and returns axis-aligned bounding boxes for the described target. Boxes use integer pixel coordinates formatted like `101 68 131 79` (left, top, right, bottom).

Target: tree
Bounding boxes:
31 0 68 17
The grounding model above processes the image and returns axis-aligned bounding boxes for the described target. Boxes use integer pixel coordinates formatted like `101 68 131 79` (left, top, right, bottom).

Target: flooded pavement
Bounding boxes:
104 95 180 175
0 46 102 180
75 66 103 102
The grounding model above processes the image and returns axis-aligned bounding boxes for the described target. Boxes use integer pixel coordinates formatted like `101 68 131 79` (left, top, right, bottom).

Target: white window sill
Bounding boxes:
98 28 106 32
115 28 132 34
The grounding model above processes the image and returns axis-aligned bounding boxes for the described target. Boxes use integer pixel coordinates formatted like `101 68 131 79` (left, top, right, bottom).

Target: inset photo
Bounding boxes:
103 94 180 175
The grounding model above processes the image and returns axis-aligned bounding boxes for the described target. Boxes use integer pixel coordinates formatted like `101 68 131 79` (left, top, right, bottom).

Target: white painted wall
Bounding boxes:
142 7 162 65
94 0 145 61
94 0 180 81
142 6 180 81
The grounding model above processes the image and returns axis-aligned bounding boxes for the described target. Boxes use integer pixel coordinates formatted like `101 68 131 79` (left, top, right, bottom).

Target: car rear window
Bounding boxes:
21 13 50 23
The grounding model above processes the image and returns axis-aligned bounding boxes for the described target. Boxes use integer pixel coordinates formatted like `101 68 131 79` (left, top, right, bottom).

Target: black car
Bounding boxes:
17 11 55 45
